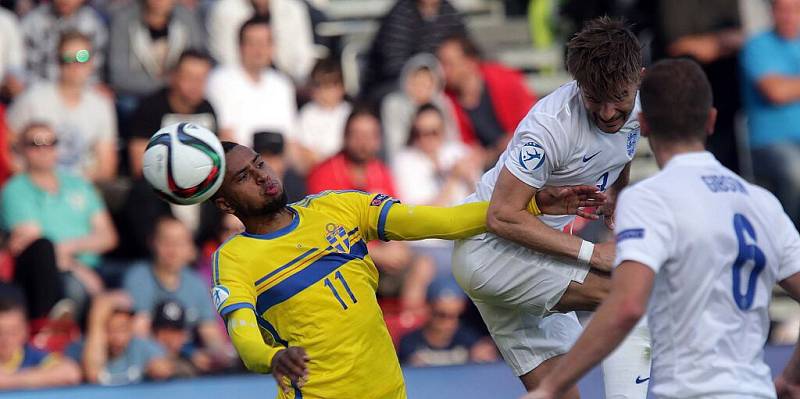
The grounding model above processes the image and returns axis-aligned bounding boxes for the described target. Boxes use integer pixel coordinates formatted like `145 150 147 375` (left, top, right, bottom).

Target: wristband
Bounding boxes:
527 196 542 216
578 240 594 265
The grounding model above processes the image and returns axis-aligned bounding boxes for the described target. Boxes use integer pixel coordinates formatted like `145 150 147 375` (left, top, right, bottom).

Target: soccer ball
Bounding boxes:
143 122 226 205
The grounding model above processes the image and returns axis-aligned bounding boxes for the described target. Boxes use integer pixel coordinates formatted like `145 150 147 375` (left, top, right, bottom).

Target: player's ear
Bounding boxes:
214 197 236 215
705 107 717 137
637 111 650 138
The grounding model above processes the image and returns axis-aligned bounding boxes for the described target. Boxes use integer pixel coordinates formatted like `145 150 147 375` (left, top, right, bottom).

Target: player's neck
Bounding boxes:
242 207 293 235
652 140 707 169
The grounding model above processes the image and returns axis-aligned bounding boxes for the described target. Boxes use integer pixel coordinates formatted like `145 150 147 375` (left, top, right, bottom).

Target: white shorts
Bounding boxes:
451 232 590 376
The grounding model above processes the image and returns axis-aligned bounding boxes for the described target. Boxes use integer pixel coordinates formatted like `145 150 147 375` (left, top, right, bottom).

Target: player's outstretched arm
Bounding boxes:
487 167 615 271
381 185 605 242
226 308 308 393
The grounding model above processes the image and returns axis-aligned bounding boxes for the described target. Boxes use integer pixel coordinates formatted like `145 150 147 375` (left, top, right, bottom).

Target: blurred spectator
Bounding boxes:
21 0 107 82
393 103 479 206
364 0 467 99
1 124 116 320
398 279 498 366
206 16 297 147
127 50 219 178
294 58 352 173
0 296 81 389
742 0 800 227
7 31 118 182
122 217 234 366
151 299 218 377
108 0 206 110
381 53 459 162
307 107 395 195
0 105 12 185
81 292 173 385
206 0 316 83
653 0 744 172
0 7 25 100
253 131 306 202
437 34 536 166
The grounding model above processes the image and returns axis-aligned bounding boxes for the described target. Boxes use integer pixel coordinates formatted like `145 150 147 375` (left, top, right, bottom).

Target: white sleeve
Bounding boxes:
776 210 800 281
613 186 675 273
503 113 565 189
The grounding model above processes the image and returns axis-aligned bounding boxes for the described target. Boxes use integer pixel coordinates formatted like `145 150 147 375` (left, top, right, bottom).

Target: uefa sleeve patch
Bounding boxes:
211 285 230 311
616 228 645 243
371 193 392 206
514 141 546 171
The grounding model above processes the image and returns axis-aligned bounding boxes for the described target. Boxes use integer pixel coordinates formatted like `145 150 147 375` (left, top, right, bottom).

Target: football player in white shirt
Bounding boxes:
451 17 651 398
524 57 800 399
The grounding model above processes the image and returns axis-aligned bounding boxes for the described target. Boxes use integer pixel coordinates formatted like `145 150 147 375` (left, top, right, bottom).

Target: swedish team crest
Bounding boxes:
325 223 351 253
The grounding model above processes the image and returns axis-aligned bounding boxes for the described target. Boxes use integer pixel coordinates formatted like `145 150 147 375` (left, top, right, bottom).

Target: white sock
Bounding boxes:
601 318 652 399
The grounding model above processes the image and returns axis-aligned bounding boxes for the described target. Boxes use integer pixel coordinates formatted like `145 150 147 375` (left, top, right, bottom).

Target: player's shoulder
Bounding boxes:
292 189 371 208
516 81 582 137
744 179 785 213
618 170 672 203
214 233 249 261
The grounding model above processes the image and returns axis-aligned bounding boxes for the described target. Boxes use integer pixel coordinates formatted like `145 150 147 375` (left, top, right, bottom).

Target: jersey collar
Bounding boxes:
241 207 300 240
663 151 717 169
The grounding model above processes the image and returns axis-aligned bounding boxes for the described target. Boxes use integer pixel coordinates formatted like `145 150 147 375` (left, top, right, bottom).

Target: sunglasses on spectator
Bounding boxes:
24 138 59 148
60 49 91 65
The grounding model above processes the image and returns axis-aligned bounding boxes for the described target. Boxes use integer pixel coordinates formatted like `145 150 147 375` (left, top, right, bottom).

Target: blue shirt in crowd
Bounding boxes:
742 30 800 149
66 338 165 386
122 263 216 329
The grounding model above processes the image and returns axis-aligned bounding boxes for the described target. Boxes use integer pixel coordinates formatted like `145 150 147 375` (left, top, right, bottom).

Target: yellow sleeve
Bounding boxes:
296 191 399 242
211 246 257 318
226 308 283 374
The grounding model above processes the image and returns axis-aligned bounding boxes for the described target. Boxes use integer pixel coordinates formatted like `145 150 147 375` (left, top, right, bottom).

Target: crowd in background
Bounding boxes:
0 0 797 391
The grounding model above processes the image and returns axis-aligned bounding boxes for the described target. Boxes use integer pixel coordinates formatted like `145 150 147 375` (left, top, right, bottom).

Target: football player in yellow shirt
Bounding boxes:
210 141 605 399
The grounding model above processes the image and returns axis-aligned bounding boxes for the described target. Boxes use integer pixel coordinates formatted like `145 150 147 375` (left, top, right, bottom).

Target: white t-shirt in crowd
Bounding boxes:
295 101 351 161
465 80 641 231
206 65 297 146
614 151 800 399
392 141 471 205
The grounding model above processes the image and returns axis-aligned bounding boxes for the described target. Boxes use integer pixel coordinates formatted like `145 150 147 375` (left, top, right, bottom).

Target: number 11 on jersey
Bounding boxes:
324 270 358 310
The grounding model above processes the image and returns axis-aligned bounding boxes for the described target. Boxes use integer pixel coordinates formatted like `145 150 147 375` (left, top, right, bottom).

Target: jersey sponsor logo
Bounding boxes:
635 376 650 384
582 151 601 162
516 141 546 171
325 223 351 253
370 193 391 206
626 129 640 157
616 228 644 242
211 285 230 311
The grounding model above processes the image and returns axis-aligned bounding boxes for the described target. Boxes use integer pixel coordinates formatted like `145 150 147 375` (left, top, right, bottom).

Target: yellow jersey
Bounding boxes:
212 191 406 399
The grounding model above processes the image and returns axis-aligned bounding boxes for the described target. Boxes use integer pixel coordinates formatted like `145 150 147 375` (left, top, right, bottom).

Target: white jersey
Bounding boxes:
464 81 641 231
614 151 800 399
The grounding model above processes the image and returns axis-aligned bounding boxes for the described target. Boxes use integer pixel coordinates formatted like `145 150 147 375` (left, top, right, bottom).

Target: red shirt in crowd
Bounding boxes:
446 62 536 146
306 152 398 197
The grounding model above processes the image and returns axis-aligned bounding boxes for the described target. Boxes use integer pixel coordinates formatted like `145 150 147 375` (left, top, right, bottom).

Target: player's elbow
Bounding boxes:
486 205 510 236
615 298 646 330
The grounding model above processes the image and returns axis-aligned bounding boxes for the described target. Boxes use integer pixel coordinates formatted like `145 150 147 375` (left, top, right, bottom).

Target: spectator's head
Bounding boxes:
0 297 27 363
425 280 466 337
150 216 196 273
773 0 800 39
343 107 382 165
253 131 286 177
416 0 441 17
107 309 135 358
310 58 345 108
152 300 188 357
566 16 642 133
401 54 443 105
238 16 273 74
409 104 446 156
213 141 289 219
170 50 213 109
18 123 59 173
437 35 481 93
58 30 94 86
639 58 715 158
145 0 176 19
218 214 245 242
53 0 84 17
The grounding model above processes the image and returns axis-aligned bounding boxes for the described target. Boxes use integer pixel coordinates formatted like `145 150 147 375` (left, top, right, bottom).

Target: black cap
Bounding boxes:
252 131 285 155
152 300 186 330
